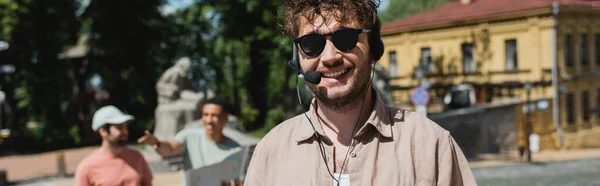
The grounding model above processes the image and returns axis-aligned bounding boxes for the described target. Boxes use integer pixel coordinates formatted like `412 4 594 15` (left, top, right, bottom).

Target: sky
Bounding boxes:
161 0 390 15
161 0 195 15
76 0 390 16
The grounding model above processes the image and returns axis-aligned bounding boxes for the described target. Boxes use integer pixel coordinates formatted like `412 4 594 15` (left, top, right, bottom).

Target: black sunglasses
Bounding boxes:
294 28 371 57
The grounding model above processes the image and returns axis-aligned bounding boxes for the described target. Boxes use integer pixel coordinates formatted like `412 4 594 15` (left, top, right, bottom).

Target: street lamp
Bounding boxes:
524 82 532 162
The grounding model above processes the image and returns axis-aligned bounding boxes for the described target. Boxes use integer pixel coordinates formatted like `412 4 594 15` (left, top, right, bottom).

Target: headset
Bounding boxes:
288 12 384 185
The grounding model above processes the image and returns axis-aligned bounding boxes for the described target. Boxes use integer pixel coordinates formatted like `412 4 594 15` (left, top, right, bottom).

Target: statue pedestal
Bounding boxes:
153 99 202 140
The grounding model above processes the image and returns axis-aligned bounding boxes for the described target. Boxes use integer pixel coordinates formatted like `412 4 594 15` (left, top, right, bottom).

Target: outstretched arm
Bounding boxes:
137 130 183 157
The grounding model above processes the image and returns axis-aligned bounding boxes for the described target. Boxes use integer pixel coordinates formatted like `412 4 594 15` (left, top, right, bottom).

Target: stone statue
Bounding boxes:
156 57 194 104
153 57 215 140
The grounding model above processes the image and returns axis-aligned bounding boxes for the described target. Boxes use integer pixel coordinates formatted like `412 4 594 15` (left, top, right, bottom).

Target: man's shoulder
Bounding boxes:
250 114 305 160
123 147 145 157
77 156 94 169
77 149 103 170
262 114 305 140
387 106 449 138
176 128 206 138
253 114 305 150
224 136 243 148
179 127 206 133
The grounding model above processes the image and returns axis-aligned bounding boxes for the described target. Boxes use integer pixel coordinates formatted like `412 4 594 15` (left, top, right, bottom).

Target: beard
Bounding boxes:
107 136 128 146
308 64 372 113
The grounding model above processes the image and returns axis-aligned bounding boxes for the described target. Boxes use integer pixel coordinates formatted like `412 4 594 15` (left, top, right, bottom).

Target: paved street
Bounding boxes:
13 172 181 186
0 146 96 182
474 158 600 186
3 146 600 185
1 145 182 186
13 159 600 186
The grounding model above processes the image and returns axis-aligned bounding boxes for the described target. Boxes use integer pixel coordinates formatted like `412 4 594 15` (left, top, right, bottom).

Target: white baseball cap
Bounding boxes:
92 105 134 131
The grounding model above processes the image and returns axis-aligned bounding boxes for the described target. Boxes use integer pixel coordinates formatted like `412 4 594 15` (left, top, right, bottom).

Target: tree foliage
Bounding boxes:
79 0 171 138
208 0 295 132
0 0 327 153
379 0 449 23
0 0 80 152
170 0 298 133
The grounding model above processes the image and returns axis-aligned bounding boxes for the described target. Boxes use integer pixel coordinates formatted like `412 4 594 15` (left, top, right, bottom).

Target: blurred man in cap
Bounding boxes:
75 105 153 186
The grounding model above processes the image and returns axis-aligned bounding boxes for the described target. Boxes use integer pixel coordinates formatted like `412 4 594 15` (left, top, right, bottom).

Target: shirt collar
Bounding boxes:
293 89 397 142
295 99 327 143
355 90 394 138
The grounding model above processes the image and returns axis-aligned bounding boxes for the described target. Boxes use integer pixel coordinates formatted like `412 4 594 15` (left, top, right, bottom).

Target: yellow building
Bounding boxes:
380 0 600 150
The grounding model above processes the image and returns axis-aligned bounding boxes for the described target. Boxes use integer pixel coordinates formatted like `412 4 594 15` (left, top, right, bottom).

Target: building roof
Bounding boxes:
382 0 600 34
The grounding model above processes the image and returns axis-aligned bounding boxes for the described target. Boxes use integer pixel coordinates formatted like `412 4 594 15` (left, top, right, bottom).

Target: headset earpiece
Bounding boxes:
368 18 384 61
291 44 302 72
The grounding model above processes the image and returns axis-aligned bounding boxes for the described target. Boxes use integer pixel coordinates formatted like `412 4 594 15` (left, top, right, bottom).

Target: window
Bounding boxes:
462 43 475 73
388 51 398 77
565 34 573 67
505 39 518 71
566 93 575 124
595 33 600 64
582 91 590 121
420 47 433 74
580 33 588 65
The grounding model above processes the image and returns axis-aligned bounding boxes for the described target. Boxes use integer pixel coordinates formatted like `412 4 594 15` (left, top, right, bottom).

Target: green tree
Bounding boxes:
162 4 217 89
80 0 171 137
176 0 297 133
0 0 80 152
379 0 449 23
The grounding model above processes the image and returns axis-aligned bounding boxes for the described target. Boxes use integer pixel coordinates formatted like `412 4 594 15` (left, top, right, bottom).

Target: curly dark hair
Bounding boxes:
282 0 381 38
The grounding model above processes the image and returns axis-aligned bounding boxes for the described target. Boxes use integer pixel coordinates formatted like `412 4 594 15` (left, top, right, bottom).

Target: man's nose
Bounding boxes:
320 40 343 67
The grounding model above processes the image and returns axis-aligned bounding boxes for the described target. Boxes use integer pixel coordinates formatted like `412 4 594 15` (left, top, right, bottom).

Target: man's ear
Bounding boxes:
98 127 107 137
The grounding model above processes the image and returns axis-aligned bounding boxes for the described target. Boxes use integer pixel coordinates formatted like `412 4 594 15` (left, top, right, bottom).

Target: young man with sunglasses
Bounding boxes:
244 0 476 186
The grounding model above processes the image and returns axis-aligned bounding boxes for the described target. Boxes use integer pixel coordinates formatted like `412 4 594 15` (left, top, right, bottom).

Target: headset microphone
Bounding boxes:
287 61 321 84
288 44 321 84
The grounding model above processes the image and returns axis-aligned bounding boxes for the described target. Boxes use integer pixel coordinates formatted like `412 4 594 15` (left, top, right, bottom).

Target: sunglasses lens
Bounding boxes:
332 29 359 52
297 28 362 56
299 34 326 57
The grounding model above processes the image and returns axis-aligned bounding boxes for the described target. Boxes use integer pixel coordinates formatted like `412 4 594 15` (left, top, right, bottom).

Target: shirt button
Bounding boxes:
351 153 357 158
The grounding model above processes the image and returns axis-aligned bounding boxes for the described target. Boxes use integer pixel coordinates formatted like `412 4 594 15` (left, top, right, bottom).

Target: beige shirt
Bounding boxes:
244 95 476 186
